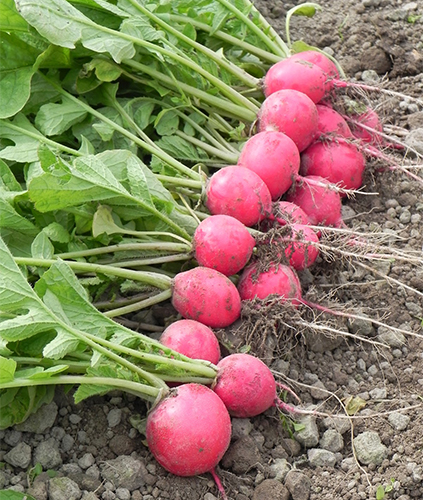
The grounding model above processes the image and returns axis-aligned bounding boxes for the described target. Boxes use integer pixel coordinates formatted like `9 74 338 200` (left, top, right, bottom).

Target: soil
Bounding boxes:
1 1 423 500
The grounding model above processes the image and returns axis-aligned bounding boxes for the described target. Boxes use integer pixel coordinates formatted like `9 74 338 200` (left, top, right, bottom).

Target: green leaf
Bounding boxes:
0 191 38 234
35 98 88 136
0 490 37 500
376 485 386 500
31 232 55 260
155 109 179 136
0 114 47 163
0 32 40 119
16 0 136 63
0 0 29 32
84 58 123 82
0 356 17 384
0 159 23 191
42 222 71 244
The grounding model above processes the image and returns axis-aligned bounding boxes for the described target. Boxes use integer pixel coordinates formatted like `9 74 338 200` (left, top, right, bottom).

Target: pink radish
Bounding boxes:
213 353 276 418
300 139 366 192
258 89 319 152
237 130 300 200
205 165 272 227
193 214 255 276
263 58 327 103
285 176 344 227
289 50 340 81
172 266 241 328
281 223 320 271
146 383 231 477
160 319 221 365
272 201 311 226
316 104 353 138
349 107 383 145
237 262 302 305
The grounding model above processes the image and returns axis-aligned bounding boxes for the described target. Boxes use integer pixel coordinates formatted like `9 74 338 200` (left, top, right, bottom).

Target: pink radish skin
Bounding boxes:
286 175 344 227
237 262 302 306
205 165 272 227
172 266 241 328
258 89 319 152
213 353 277 418
159 319 221 365
316 105 353 138
263 59 327 103
349 107 383 145
281 223 320 271
272 201 311 226
193 215 255 276
289 51 340 81
146 384 231 477
237 130 300 200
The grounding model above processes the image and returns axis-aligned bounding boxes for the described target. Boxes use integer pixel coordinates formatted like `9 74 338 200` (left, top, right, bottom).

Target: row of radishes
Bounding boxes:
143 51 389 497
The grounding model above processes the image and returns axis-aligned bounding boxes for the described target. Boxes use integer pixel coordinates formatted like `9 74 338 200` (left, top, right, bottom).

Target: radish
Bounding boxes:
263 58 327 103
172 266 241 328
281 223 320 271
205 165 272 227
289 50 340 81
193 214 255 276
272 201 311 226
160 319 221 365
316 104 353 138
300 139 366 192
258 89 319 152
237 262 302 305
285 175 344 227
146 383 231 477
237 130 300 200
213 353 276 418
349 106 383 145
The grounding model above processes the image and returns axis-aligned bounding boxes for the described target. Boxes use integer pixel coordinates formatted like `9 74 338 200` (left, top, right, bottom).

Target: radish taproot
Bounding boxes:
237 130 301 200
205 165 272 227
237 262 302 305
146 383 231 477
285 175 344 227
172 266 241 328
258 89 319 152
213 353 276 418
193 214 255 276
300 139 366 192
159 319 221 365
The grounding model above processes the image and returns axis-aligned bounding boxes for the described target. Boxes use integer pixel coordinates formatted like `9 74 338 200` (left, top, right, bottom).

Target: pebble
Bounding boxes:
388 412 410 431
269 458 290 482
353 431 388 465
284 471 311 500
4 443 32 469
307 448 337 468
107 408 122 428
293 415 319 448
319 429 344 453
49 477 82 500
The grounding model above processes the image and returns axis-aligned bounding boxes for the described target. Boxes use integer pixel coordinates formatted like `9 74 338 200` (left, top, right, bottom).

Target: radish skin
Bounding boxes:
258 89 319 152
193 214 255 276
237 262 302 305
263 59 327 103
316 104 353 138
289 51 340 81
146 384 231 476
172 267 241 328
281 223 320 271
238 130 301 200
160 319 221 365
213 353 277 418
286 176 344 227
205 166 272 227
300 139 366 192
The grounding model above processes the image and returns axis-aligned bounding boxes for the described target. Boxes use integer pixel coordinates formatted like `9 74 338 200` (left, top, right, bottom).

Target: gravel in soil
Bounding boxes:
2 1 423 499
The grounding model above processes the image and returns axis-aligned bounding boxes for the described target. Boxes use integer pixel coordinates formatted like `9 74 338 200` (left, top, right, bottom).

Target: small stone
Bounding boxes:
15 402 58 433
269 458 290 482
231 418 253 440
285 471 311 500
307 448 337 468
48 477 82 500
100 456 149 491
323 416 351 435
78 453 96 470
353 431 388 465
320 429 344 453
107 409 122 428
4 443 32 469
221 436 261 474
377 327 406 348
4 430 22 447
115 488 131 500
294 415 319 448
69 414 82 425
369 387 387 399
405 128 423 156
388 412 410 431
252 479 290 500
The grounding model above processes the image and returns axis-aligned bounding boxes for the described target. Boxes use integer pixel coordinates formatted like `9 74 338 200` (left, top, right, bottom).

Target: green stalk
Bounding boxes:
214 0 290 56
39 72 201 182
175 130 239 164
103 288 172 318
0 375 163 402
14 257 173 289
123 60 258 122
108 253 192 269
156 14 282 64
56 241 191 260
124 0 259 88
